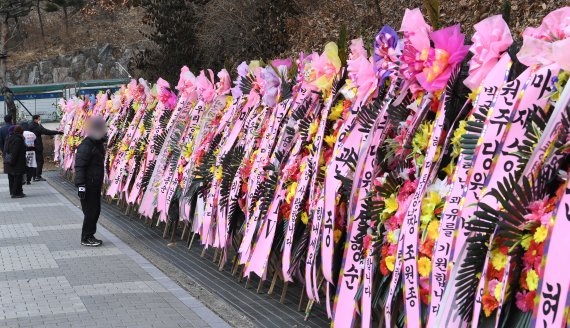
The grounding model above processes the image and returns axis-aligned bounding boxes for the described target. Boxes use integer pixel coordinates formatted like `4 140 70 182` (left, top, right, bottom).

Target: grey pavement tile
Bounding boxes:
0 174 227 328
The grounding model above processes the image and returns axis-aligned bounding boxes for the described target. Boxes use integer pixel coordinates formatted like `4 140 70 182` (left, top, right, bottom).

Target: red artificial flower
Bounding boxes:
420 238 435 257
482 293 499 317
380 258 389 276
420 287 430 305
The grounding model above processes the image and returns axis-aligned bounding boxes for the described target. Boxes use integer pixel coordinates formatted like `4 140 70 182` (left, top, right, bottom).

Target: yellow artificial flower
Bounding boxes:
520 234 532 250
286 182 298 204
248 60 262 72
533 225 548 244
442 160 456 177
308 121 318 136
494 282 503 301
324 42 341 70
427 220 440 240
421 191 442 223
412 121 433 164
213 148 220 157
328 102 344 121
387 231 397 244
139 124 146 134
418 257 431 277
299 161 307 173
334 229 342 243
468 86 481 103
491 249 508 271
312 42 341 93
383 194 399 216
385 255 396 272
301 212 309 225
451 120 467 159
214 166 222 181
552 71 569 101
182 143 194 159
225 96 234 108
125 149 134 161
324 134 337 148
526 269 538 291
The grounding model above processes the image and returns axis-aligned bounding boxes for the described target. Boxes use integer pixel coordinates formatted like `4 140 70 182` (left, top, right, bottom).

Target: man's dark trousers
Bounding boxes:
8 174 23 196
80 188 101 240
35 151 44 178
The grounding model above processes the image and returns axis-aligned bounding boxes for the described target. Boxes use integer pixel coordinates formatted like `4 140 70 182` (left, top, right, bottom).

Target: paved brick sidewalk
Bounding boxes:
0 175 229 328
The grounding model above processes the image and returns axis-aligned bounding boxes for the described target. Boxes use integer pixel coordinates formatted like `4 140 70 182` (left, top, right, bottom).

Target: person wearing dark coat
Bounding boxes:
75 116 106 247
29 114 63 181
0 114 13 154
4 125 27 198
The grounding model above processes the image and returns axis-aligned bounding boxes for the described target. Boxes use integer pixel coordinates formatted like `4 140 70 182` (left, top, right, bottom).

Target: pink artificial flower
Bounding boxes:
196 70 216 103
524 197 551 225
363 235 372 252
216 69 232 96
416 25 469 92
400 8 432 52
518 7 570 71
419 276 430 290
464 15 513 91
156 78 177 110
176 66 197 101
487 279 500 297
347 55 377 103
349 38 368 61
272 58 292 70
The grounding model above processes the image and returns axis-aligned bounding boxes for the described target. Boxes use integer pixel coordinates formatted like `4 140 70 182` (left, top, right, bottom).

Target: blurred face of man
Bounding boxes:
87 116 107 140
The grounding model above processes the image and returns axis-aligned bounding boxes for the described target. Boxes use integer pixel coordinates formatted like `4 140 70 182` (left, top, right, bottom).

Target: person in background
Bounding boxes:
23 129 37 184
4 125 27 198
0 114 13 155
75 116 106 247
29 114 63 181
2 125 15 194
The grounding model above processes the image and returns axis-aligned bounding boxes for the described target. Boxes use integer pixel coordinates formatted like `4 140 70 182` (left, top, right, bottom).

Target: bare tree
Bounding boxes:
44 0 84 34
36 0 45 40
0 0 33 119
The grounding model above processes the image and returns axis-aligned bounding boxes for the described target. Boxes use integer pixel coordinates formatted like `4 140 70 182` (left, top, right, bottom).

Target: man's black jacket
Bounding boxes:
0 123 13 154
74 137 105 189
29 121 59 153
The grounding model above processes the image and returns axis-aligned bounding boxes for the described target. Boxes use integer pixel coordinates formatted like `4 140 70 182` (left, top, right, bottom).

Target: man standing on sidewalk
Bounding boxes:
75 116 106 247
29 115 63 181
0 114 13 154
